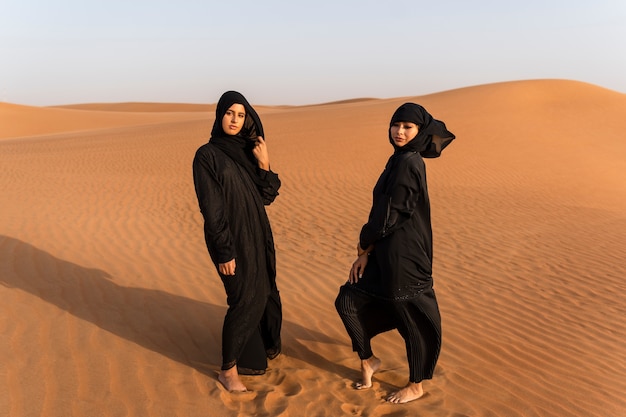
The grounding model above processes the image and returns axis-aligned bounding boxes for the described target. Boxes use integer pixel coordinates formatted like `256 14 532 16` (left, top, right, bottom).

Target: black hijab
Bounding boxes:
388 103 455 158
209 91 270 189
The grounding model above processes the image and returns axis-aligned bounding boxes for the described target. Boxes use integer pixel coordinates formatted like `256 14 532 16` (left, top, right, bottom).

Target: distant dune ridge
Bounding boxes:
1 79 625 417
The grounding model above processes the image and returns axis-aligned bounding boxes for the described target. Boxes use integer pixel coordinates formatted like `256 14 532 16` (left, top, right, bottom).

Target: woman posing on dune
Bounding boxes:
335 103 455 403
193 91 282 392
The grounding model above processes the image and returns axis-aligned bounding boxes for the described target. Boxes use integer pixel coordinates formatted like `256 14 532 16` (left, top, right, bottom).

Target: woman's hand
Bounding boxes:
349 254 369 284
253 136 270 170
219 259 236 276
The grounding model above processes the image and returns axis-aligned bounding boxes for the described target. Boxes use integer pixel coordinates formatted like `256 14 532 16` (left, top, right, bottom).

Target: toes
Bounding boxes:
354 381 371 390
386 393 399 403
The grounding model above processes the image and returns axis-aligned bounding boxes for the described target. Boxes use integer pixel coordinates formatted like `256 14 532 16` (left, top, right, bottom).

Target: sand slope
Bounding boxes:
0 102 208 140
1 79 625 417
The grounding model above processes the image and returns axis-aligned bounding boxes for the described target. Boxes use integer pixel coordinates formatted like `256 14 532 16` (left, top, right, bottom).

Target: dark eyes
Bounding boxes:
225 111 246 118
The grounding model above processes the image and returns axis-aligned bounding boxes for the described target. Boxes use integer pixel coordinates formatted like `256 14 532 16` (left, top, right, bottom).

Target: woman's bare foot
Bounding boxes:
218 366 247 392
387 382 424 403
354 355 381 390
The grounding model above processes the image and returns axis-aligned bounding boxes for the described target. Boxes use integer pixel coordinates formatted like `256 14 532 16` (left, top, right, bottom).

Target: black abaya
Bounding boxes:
193 91 282 373
335 103 455 383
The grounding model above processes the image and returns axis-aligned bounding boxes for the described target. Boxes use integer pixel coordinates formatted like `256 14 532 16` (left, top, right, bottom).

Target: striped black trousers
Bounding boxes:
335 284 441 383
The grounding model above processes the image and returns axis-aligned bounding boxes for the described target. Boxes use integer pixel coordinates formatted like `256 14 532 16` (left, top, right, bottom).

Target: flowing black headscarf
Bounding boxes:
388 103 455 158
209 91 270 189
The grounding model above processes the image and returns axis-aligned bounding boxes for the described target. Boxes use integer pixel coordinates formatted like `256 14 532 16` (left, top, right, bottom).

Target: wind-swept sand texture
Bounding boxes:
1 79 625 416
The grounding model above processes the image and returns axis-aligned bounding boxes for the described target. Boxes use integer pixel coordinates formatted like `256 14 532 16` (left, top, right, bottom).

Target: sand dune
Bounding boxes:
51 102 216 112
0 102 208 140
1 79 625 417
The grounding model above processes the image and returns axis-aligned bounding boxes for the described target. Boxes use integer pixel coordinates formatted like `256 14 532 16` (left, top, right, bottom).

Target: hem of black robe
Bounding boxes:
221 360 237 371
266 345 281 360
238 367 266 375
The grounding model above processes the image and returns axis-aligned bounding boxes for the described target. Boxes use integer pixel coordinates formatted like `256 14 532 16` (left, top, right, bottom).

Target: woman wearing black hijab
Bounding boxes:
193 91 282 392
335 103 455 403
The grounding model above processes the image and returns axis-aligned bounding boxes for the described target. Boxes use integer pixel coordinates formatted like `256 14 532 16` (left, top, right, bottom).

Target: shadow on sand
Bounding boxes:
0 235 353 381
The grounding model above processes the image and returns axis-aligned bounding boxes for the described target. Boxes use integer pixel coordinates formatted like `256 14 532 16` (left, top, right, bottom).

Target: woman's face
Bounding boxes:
390 121 419 147
221 103 246 135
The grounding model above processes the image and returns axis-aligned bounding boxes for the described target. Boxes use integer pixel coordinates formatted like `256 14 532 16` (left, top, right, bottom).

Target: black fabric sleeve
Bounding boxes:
359 159 421 248
192 148 236 263
257 168 281 205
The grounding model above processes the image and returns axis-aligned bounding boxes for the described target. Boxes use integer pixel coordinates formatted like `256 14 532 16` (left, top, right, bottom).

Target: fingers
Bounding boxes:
253 137 270 170
349 254 369 284
254 140 267 155
253 137 265 150
349 267 357 284
349 263 363 284
219 259 236 276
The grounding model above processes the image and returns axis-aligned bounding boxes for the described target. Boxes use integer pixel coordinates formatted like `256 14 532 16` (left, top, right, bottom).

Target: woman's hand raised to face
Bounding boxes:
252 136 270 171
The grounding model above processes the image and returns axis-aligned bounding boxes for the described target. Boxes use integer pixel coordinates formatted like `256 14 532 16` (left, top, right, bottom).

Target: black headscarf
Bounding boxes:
388 103 455 158
209 91 270 189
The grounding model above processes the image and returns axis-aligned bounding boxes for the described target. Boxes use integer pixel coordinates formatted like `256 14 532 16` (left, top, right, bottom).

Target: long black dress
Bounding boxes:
193 91 282 373
335 103 455 383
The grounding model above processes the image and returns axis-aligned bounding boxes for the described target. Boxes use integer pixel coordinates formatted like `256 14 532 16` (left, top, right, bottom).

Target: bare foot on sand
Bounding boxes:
387 382 424 403
354 355 381 390
218 366 247 392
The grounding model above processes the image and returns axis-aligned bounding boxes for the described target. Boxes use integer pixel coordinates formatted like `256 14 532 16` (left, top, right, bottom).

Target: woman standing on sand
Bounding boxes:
193 91 282 392
335 103 455 403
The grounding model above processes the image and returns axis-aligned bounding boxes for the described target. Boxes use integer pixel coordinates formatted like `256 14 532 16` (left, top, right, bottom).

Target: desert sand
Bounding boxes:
1 79 625 417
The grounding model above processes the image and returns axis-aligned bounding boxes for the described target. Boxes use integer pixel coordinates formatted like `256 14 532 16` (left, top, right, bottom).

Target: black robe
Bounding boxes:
336 103 455 382
192 91 281 372
358 151 435 300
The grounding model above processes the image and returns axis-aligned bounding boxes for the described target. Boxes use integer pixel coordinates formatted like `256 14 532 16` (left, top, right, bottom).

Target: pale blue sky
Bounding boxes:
1 0 625 106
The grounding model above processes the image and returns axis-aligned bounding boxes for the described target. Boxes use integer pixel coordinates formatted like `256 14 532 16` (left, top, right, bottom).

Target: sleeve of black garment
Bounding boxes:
192 147 236 263
359 158 421 248
257 168 281 205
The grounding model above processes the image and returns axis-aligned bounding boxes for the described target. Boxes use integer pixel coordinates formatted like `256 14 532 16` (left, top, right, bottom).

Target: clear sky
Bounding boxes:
1 0 625 106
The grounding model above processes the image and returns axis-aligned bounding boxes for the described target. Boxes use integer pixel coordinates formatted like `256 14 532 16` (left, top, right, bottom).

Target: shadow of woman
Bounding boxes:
0 235 354 381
